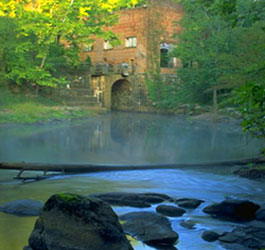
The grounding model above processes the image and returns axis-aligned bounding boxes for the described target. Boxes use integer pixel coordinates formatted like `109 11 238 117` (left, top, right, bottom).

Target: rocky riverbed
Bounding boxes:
1 191 265 250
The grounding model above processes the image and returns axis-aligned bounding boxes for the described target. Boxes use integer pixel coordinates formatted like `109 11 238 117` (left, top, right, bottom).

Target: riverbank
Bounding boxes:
233 162 265 180
0 84 107 125
0 84 239 125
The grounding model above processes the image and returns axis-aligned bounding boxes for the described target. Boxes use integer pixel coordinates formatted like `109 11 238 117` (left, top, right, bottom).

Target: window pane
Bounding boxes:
125 37 137 47
104 41 113 50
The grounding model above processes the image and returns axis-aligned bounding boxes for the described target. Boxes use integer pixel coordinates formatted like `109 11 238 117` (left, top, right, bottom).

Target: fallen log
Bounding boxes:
0 157 264 174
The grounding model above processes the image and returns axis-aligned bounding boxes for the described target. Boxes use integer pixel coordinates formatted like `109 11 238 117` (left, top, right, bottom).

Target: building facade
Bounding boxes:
81 0 184 74
58 1 184 111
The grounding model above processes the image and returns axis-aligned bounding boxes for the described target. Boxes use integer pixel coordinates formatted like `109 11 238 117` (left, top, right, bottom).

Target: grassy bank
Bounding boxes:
0 85 98 124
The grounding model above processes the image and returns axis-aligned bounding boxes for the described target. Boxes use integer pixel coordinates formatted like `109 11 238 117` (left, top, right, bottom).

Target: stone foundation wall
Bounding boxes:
46 68 99 107
111 75 151 111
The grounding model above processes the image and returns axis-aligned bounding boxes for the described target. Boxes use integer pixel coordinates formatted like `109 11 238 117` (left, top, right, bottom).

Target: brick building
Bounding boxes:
56 1 185 111
81 0 184 75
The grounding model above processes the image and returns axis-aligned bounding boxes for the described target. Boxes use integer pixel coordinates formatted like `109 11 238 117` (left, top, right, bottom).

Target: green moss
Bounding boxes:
56 193 82 203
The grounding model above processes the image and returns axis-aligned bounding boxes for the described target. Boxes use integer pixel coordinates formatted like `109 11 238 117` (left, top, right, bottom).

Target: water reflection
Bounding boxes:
0 112 262 165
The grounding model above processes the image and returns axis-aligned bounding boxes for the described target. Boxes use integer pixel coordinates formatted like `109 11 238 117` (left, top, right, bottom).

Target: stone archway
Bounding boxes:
111 79 132 110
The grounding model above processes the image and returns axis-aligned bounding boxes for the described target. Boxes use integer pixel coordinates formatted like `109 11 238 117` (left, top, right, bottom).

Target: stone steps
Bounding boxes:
60 95 96 101
51 79 99 107
64 100 100 107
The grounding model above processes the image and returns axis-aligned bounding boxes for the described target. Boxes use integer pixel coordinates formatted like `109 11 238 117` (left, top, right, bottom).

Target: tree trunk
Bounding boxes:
1 157 264 173
40 57 46 69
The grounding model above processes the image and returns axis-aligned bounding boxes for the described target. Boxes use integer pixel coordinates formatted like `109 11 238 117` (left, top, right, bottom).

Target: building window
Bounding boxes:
160 42 171 67
103 40 113 50
83 44 93 52
125 37 137 48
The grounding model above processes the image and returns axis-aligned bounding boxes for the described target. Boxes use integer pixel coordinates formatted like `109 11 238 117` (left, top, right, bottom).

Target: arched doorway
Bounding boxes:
111 79 132 110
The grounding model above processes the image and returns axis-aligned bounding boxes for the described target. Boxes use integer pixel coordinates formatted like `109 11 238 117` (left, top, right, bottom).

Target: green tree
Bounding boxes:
170 0 236 109
0 0 140 87
229 22 265 143
172 0 265 148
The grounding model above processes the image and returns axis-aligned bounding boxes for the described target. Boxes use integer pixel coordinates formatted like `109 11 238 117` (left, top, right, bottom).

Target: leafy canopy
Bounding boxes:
0 0 141 87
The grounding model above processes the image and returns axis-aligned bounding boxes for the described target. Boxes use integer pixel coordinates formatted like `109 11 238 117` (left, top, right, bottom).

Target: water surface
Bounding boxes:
0 112 262 164
0 112 264 250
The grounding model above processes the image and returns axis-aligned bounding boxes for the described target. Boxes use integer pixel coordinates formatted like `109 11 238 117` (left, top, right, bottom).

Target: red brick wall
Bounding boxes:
82 2 184 73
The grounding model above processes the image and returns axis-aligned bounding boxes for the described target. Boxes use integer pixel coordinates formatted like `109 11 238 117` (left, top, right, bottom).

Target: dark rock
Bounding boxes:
120 211 178 246
175 198 204 209
137 195 165 204
25 193 133 250
203 199 260 221
141 193 172 201
98 198 151 208
203 203 220 214
256 208 265 221
179 220 196 229
0 200 43 216
233 167 265 180
90 192 171 208
220 242 253 250
218 226 265 250
202 230 220 242
156 205 186 217
90 192 149 207
146 243 178 250
219 233 241 243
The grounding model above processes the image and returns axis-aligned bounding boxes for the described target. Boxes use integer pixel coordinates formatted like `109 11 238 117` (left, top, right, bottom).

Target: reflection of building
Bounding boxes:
81 0 184 74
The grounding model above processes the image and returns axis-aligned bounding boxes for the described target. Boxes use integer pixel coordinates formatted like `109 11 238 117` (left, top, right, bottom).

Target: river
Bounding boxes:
0 112 264 250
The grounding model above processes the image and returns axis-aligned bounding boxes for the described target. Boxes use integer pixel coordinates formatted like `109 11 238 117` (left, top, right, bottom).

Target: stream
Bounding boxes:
0 112 264 250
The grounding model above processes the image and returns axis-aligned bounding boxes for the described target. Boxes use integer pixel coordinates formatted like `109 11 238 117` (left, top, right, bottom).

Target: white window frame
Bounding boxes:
103 40 113 50
125 37 137 48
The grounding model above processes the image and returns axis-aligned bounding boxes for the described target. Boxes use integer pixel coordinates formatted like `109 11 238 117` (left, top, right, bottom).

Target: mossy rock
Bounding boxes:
26 193 133 250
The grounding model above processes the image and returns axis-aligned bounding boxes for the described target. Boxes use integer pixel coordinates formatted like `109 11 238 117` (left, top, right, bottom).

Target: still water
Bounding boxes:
0 112 264 250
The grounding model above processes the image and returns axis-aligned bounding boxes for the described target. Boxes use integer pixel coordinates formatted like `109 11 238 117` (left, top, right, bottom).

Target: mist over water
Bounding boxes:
0 112 262 164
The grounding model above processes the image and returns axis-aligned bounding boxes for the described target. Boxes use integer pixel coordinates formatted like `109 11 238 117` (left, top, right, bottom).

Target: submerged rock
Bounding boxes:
156 205 186 217
90 192 171 208
25 193 133 250
120 211 178 246
0 199 43 216
175 198 204 209
179 220 196 230
203 199 260 221
202 230 220 242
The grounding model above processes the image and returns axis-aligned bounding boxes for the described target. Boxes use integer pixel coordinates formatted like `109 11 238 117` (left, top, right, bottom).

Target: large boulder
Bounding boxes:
25 193 133 250
203 199 260 221
90 192 171 208
0 200 43 216
120 211 178 247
